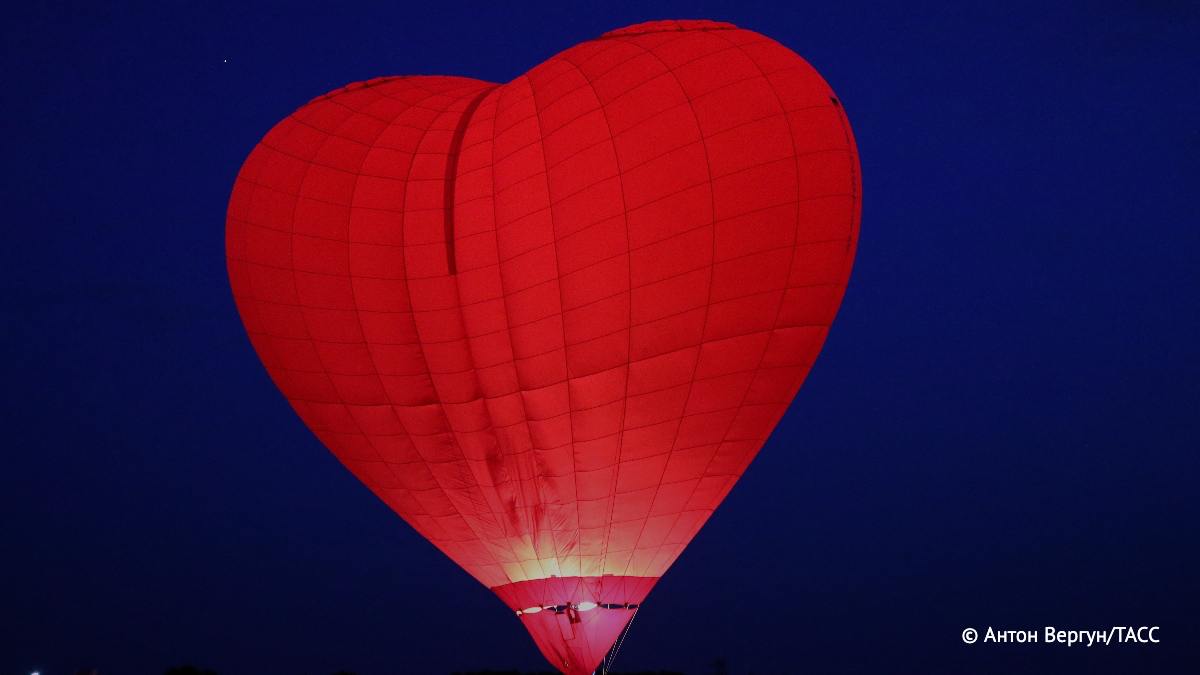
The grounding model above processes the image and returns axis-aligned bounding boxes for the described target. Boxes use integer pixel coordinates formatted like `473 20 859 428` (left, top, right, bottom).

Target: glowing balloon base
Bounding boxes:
227 18 860 675
493 576 656 674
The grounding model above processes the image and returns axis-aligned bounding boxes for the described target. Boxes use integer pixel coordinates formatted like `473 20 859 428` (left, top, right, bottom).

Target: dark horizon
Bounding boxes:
3 2 1197 674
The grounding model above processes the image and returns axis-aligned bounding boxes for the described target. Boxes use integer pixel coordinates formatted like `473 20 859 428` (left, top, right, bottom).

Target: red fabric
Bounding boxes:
493 575 656 674
226 18 859 674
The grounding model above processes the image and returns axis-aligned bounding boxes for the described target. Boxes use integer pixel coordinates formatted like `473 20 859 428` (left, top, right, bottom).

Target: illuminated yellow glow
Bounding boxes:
576 601 597 611
521 606 543 614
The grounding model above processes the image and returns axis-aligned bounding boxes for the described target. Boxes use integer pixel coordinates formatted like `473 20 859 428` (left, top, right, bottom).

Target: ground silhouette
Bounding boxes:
451 671 685 675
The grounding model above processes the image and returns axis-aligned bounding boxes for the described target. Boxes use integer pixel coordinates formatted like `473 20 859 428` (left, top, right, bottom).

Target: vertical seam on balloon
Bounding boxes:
485 87 544 584
443 88 496 275
605 34 719 581
281 91 390 468
336 87 437 500
444 87 543 582
439 88 529 573
320 89 459 545
394 85 524 578
488 79 551 585
338 83 511 570
554 43 636 582
270 91 433 544
334 81 494 572
648 31 814 562
240 81 523 585
724 37 858 385
525 71 579 584
344 85 461 545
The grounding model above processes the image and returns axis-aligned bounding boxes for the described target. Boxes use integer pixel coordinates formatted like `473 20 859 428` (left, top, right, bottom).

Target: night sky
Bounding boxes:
3 2 1198 674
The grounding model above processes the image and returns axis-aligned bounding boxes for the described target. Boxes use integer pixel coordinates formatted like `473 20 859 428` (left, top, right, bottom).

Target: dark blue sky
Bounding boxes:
3 2 1198 674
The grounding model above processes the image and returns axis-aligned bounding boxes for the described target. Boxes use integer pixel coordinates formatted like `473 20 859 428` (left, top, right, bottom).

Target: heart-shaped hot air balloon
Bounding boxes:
226 19 859 674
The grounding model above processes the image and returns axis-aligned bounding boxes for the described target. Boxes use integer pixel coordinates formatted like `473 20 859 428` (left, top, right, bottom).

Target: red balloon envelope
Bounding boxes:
226 19 859 674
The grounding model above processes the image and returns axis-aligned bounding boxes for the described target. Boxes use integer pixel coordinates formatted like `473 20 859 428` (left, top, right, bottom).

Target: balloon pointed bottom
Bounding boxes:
492 575 660 675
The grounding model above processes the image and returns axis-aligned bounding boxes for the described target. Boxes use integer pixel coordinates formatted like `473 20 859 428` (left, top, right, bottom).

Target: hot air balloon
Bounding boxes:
226 19 859 674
